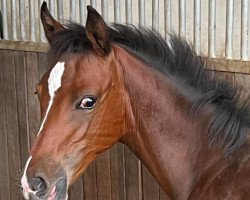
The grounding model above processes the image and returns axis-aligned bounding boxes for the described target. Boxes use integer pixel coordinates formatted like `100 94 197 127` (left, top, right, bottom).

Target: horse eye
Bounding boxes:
77 97 96 110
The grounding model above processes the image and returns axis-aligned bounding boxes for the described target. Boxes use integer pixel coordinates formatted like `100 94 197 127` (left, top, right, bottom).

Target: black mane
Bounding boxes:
49 22 250 154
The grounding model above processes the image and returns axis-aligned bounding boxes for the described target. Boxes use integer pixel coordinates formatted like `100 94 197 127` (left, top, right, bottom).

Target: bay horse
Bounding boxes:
21 2 250 200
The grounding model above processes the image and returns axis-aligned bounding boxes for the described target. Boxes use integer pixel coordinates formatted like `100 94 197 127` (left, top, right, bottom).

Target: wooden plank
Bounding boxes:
38 52 48 79
69 177 84 200
142 165 159 200
110 143 126 200
207 58 250 74
2 50 22 200
110 144 120 200
14 51 29 170
83 161 98 200
0 39 250 75
0 40 49 52
25 52 40 145
96 150 112 200
0 50 11 200
125 146 140 200
208 59 236 73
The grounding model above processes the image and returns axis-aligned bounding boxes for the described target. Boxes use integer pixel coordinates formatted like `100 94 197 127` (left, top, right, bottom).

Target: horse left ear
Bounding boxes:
41 2 65 43
86 6 110 57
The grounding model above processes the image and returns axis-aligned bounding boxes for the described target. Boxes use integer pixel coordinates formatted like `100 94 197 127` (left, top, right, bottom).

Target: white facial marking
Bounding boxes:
21 156 37 199
37 62 65 136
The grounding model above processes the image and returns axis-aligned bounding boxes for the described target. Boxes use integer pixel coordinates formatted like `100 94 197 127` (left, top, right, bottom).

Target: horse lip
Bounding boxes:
51 177 67 200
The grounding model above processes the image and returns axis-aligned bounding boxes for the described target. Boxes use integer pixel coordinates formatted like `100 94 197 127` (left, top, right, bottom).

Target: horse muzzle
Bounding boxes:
25 176 67 200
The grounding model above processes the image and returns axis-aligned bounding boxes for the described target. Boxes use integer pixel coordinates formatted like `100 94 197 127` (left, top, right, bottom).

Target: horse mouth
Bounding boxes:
29 177 67 200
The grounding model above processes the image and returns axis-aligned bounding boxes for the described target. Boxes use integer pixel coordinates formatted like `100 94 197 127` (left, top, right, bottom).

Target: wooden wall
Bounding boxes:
0 49 249 200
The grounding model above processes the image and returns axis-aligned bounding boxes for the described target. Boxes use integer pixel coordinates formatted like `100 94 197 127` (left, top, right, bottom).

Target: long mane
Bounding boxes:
49 22 250 154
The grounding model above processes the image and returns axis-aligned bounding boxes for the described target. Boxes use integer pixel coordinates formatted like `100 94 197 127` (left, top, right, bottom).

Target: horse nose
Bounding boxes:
30 176 47 196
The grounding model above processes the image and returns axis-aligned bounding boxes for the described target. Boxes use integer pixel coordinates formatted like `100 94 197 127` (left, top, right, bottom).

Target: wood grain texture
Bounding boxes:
110 144 120 200
142 165 159 200
14 51 29 169
25 52 40 145
38 53 48 79
0 40 250 75
96 150 112 200
110 143 126 200
0 50 11 200
69 177 85 200
125 146 141 200
2 50 22 200
83 161 98 200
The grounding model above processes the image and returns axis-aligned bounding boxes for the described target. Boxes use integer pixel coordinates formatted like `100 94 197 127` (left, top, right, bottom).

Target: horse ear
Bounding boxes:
40 2 65 43
86 6 110 57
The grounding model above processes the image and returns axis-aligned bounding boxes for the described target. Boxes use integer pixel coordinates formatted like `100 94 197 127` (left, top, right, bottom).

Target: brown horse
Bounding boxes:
21 2 250 200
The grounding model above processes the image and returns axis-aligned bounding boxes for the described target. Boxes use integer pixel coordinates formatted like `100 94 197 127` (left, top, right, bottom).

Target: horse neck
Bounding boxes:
113 45 229 200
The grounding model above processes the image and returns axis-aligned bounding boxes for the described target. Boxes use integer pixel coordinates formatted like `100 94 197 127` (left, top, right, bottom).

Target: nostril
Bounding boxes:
31 176 47 194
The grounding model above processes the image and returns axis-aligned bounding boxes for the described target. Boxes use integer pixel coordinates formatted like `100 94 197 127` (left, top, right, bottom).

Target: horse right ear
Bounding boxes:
40 2 65 43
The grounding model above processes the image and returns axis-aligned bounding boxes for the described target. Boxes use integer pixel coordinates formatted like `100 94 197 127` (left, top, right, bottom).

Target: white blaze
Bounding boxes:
37 62 65 135
21 62 65 198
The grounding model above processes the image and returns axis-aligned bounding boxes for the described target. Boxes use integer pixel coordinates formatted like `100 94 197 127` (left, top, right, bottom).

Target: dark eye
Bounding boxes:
77 97 96 110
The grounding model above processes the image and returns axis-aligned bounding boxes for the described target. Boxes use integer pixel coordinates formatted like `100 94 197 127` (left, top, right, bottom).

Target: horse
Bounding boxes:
21 2 250 200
